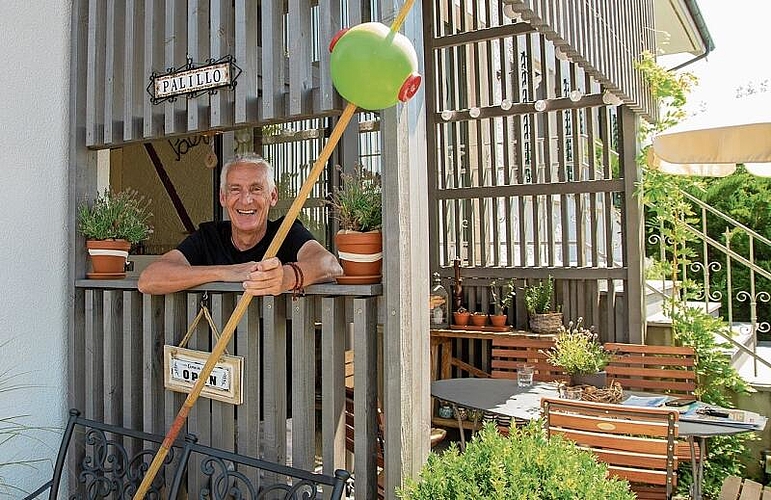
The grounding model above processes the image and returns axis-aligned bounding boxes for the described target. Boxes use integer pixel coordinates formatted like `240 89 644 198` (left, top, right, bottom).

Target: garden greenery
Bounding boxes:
398 422 635 500
523 276 556 314
328 165 382 232
77 188 153 244
489 278 515 315
545 318 610 375
636 51 755 498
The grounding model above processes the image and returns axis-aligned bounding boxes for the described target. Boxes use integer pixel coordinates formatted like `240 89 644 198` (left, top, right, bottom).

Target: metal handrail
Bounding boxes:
646 187 771 378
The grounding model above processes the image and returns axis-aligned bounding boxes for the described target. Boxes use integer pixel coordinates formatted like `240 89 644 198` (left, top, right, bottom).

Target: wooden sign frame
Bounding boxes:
163 345 244 405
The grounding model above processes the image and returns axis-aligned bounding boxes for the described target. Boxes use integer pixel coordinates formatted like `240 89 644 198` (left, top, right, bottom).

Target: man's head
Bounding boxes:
219 154 278 237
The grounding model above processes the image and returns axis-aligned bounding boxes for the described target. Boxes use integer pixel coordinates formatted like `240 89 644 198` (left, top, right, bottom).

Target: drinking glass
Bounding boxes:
517 365 535 387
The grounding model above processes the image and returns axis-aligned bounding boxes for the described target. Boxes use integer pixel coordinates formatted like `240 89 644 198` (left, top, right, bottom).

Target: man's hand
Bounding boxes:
242 257 285 296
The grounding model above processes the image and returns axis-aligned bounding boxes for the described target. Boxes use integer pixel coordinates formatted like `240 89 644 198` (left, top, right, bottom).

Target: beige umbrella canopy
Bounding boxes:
650 92 771 176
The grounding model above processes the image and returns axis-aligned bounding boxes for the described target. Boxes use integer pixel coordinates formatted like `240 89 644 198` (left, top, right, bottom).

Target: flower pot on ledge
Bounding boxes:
453 310 470 326
87 239 131 278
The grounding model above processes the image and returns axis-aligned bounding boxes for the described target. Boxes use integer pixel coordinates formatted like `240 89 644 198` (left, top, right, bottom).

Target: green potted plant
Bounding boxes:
398 422 635 500
489 278 515 327
545 317 610 388
78 188 153 279
328 165 382 284
523 276 563 333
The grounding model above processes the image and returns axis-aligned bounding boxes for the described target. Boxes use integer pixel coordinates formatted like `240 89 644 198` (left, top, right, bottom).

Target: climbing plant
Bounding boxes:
636 51 756 498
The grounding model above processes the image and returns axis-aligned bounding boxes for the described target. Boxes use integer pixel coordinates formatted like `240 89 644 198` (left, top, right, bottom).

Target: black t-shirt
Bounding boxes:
177 217 315 265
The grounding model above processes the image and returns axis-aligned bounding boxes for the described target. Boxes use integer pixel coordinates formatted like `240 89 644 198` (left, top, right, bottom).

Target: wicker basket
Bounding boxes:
528 312 563 333
580 381 623 404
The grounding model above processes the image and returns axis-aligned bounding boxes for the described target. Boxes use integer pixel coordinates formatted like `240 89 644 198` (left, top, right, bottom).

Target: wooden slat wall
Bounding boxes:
82 0 372 148
423 0 635 342
504 0 656 118
72 281 381 496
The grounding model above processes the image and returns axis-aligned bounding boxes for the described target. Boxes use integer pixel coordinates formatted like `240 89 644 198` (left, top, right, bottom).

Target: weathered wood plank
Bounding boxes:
321 297 347 476
291 296 316 471
263 295 287 470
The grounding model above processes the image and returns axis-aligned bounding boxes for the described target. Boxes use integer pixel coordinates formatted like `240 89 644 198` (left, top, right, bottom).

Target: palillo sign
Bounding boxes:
147 55 241 105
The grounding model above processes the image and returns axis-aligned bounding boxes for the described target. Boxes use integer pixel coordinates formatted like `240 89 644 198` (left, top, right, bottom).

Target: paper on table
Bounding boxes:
680 404 768 430
621 395 671 408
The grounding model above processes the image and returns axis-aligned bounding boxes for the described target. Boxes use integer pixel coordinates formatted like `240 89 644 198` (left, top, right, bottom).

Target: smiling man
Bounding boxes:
138 153 342 295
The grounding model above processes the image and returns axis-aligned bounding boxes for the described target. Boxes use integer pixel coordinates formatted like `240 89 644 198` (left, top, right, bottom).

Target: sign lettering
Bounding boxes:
147 56 242 105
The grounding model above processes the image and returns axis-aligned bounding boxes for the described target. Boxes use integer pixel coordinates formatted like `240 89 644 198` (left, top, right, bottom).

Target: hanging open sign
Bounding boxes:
163 346 244 405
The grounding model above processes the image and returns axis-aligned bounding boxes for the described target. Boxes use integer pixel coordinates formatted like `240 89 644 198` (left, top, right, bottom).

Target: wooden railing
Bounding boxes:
70 279 382 498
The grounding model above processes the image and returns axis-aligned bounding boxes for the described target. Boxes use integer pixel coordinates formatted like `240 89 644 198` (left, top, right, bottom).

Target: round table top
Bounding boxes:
430 378 763 437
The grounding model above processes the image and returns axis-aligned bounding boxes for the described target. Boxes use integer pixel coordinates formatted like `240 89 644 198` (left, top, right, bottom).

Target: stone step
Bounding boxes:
645 279 675 318
645 300 721 327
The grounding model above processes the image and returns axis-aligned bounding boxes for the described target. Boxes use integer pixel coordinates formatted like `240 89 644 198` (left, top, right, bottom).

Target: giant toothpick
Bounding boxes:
133 1 416 497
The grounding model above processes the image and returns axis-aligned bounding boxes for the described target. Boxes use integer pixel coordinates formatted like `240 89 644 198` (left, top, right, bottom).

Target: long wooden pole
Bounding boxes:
134 2 414 496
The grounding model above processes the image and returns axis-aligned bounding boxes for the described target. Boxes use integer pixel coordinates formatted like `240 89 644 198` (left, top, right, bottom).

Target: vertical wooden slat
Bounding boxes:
187 0 208 132
321 297 346 475
164 0 186 135
234 0 259 123
317 0 341 112
261 0 285 120
186 293 209 495
103 0 116 144
210 0 234 128
211 293 236 452
103 290 123 425
142 0 163 139
353 298 378 500
288 0 312 116
291 296 316 471
86 0 105 147
236 300 261 488
85 289 104 421
163 294 186 433
123 0 143 141
263 295 288 471
121 291 143 459
142 294 164 434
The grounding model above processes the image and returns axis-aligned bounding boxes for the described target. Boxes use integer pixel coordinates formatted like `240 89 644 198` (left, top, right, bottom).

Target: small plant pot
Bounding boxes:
489 314 508 327
453 311 470 326
470 313 488 327
570 371 607 389
438 404 453 419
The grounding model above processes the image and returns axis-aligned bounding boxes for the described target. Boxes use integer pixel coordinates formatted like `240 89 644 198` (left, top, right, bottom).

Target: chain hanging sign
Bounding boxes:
147 55 242 105
163 304 244 405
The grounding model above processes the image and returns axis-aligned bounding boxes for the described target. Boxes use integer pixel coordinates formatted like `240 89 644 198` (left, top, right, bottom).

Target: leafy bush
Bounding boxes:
328 165 382 232
77 188 153 244
399 422 635 500
545 317 610 375
523 276 555 314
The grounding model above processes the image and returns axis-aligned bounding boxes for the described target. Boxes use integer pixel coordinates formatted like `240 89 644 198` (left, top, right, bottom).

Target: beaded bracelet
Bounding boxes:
287 262 305 299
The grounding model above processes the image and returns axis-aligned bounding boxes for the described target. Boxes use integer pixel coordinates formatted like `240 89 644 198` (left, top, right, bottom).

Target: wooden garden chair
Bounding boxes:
542 397 679 499
604 343 697 395
719 476 771 500
604 343 699 464
490 336 568 383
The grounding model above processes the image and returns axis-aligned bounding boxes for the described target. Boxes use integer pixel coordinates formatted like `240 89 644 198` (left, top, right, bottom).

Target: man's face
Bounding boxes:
220 161 278 234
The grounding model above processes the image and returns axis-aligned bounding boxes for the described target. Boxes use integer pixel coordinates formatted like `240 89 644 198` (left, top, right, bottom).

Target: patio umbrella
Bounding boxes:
650 92 771 176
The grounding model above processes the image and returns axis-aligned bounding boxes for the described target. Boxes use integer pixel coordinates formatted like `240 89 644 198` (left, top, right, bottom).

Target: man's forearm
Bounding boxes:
138 263 237 295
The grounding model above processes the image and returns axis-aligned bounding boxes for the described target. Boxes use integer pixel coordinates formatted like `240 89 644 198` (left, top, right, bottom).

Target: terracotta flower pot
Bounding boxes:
453 311 470 326
87 239 131 278
470 313 488 327
490 314 508 327
335 230 382 283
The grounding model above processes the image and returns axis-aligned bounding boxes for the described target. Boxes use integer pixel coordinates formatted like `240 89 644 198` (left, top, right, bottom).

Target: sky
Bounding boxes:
681 0 771 112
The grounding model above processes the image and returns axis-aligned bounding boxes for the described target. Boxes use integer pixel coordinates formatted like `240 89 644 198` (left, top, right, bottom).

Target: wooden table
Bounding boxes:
431 377 767 499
